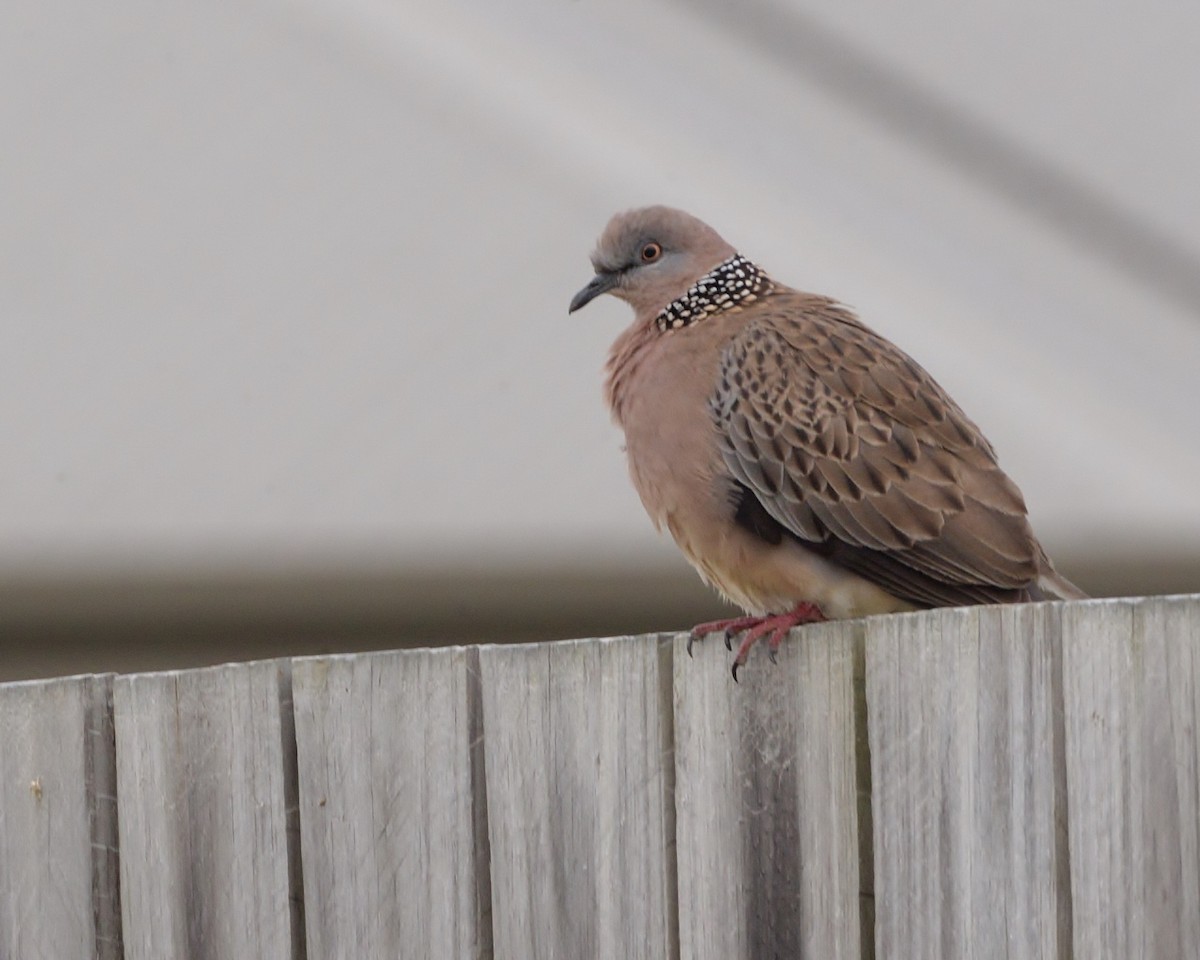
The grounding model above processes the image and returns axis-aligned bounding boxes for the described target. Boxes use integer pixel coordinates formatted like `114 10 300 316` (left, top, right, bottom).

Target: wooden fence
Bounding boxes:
1 595 1197 959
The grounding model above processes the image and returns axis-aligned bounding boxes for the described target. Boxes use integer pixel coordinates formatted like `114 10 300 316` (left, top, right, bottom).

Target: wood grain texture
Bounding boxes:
0 674 120 960
674 621 862 960
867 604 1069 959
1063 595 1200 960
113 659 300 960
479 634 675 960
291 646 490 959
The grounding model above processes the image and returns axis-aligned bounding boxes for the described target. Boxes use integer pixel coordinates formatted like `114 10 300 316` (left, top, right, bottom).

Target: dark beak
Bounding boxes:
569 271 619 313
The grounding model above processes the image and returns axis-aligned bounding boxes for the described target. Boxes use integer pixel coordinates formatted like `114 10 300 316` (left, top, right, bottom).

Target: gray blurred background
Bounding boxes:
4 0 1199 679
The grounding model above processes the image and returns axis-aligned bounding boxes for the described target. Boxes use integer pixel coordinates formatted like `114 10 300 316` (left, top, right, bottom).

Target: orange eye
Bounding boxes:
640 242 663 263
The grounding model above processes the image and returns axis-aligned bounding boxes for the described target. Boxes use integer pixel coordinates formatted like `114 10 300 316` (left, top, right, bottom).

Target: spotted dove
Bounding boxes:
569 206 1085 677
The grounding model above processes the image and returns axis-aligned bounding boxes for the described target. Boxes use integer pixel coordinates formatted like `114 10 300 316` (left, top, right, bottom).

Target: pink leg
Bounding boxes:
686 614 767 656
766 603 825 658
716 602 826 680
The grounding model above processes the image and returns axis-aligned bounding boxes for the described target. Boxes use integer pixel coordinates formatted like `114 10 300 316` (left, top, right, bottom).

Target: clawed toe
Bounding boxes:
689 603 827 678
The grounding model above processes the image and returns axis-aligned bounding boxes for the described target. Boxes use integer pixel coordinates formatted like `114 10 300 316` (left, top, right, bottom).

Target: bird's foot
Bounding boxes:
687 603 826 680
686 614 765 657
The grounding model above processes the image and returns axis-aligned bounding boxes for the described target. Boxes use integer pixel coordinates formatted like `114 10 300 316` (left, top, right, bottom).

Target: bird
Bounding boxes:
569 206 1085 678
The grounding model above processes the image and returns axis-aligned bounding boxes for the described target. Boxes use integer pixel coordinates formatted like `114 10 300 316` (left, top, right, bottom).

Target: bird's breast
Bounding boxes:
610 328 729 536
607 322 779 602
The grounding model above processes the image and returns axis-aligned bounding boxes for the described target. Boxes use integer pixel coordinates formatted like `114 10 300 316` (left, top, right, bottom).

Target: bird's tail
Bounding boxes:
1032 565 1089 601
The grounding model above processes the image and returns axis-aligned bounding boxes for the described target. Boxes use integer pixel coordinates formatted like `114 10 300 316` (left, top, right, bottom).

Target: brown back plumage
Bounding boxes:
711 291 1073 606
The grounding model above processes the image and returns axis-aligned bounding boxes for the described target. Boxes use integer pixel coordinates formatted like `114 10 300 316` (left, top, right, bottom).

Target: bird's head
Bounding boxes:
568 206 737 319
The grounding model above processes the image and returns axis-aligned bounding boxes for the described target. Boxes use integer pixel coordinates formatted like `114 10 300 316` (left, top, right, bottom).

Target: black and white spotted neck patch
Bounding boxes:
654 254 774 332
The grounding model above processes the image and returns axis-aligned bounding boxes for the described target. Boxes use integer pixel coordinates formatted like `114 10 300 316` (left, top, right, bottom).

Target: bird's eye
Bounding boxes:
640 242 663 263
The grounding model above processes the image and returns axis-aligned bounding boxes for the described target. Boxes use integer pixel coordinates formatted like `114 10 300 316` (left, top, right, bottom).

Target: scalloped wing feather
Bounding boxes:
710 293 1042 607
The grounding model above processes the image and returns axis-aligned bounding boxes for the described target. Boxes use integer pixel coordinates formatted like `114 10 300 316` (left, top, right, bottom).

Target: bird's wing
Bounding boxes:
710 294 1042 607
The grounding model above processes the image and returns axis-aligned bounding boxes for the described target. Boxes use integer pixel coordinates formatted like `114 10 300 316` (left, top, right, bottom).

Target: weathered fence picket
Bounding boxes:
0 674 119 960
112 661 300 959
1062 597 1200 960
0 595 1197 959
867 603 1070 959
674 621 863 960
291 647 490 958
478 634 675 960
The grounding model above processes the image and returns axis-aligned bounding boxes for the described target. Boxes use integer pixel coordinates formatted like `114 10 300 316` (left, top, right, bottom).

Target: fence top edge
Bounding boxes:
475 631 674 657
868 593 1196 629
107 656 290 689
2 595 1195 692
0 671 116 695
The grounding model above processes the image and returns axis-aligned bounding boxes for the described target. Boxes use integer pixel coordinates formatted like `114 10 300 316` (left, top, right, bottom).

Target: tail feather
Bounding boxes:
1031 565 1088 601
